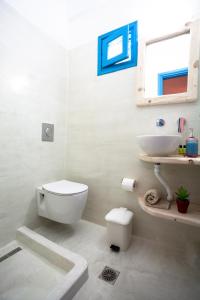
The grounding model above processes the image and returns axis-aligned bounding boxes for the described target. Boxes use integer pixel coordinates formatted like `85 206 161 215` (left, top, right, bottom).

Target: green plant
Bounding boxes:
175 186 190 201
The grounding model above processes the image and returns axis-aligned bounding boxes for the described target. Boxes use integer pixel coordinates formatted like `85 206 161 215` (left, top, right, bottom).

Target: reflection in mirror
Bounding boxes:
145 32 190 98
158 68 188 96
136 20 200 106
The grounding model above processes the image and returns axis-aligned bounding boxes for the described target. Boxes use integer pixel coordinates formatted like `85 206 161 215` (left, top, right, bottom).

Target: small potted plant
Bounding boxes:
175 186 190 213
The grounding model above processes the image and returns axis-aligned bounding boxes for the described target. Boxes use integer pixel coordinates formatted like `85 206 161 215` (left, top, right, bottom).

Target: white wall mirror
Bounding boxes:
136 20 200 106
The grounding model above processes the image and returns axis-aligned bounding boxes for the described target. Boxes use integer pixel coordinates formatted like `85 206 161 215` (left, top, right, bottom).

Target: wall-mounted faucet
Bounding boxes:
156 118 165 127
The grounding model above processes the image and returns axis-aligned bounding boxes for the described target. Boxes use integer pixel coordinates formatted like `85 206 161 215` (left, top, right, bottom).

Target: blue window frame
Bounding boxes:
158 68 188 96
97 21 138 76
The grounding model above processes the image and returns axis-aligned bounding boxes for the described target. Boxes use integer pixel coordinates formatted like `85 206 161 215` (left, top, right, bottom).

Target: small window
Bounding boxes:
158 68 188 96
97 21 138 76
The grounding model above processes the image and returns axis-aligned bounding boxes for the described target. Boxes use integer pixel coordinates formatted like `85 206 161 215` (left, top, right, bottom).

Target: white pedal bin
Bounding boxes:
105 207 134 251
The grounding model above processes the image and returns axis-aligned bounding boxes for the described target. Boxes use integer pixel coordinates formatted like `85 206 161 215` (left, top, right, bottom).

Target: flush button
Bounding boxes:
42 123 54 142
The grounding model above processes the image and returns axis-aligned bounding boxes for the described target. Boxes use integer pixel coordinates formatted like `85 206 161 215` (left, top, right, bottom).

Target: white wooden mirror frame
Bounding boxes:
136 20 200 106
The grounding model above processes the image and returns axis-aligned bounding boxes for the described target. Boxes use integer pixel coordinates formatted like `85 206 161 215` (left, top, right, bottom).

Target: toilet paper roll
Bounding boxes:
121 178 136 192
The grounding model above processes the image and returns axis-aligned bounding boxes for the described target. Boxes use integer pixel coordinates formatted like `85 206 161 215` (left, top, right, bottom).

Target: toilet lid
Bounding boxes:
42 180 88 195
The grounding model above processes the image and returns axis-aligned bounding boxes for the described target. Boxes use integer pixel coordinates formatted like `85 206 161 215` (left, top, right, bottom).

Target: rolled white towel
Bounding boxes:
144 189 161 205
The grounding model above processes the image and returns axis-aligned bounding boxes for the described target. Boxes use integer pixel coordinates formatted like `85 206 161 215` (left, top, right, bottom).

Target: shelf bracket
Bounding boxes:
154 163 173 202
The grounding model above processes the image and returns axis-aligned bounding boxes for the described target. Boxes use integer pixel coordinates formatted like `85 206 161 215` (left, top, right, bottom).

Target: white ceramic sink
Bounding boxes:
137 135 181 156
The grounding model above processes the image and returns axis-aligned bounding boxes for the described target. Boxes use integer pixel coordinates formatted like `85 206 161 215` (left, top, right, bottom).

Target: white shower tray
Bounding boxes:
0 226 88 300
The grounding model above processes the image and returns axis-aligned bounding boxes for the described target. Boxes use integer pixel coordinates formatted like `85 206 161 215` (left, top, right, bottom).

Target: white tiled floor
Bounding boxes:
36 220 200 300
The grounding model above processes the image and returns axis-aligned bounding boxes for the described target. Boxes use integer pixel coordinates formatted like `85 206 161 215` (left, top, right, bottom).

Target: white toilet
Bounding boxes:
37 180 88 224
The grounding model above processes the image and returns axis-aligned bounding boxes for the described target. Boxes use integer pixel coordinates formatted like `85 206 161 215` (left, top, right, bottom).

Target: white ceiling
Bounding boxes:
66 0 106 20
5 0 69 48
4 0 107 48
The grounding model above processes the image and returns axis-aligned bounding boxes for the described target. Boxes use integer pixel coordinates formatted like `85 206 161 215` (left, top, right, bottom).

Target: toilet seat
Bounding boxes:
42 180 88 196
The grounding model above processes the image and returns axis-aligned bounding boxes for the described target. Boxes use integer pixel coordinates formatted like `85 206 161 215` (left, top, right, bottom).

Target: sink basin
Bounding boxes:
137 135 181 156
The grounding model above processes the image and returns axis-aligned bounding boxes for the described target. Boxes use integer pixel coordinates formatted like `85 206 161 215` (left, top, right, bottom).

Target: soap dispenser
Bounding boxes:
186 128 198 157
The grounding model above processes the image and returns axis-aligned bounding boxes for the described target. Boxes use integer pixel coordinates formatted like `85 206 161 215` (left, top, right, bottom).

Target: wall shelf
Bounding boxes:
139 197 200 227
139 154 200 226
139 154 200 165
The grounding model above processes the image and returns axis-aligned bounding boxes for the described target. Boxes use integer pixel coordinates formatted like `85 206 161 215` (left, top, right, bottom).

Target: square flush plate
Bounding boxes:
42 123 54 142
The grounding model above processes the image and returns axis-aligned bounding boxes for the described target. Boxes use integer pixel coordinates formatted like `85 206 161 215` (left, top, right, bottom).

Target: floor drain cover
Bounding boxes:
0 247 22 263
99 266 120 285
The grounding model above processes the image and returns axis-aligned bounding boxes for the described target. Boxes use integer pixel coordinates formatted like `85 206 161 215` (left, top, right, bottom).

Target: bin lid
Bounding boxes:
105 207 134 225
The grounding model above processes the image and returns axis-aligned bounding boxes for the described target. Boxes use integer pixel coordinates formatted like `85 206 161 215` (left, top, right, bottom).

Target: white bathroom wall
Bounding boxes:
66 0 200 249
0 1 68 247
